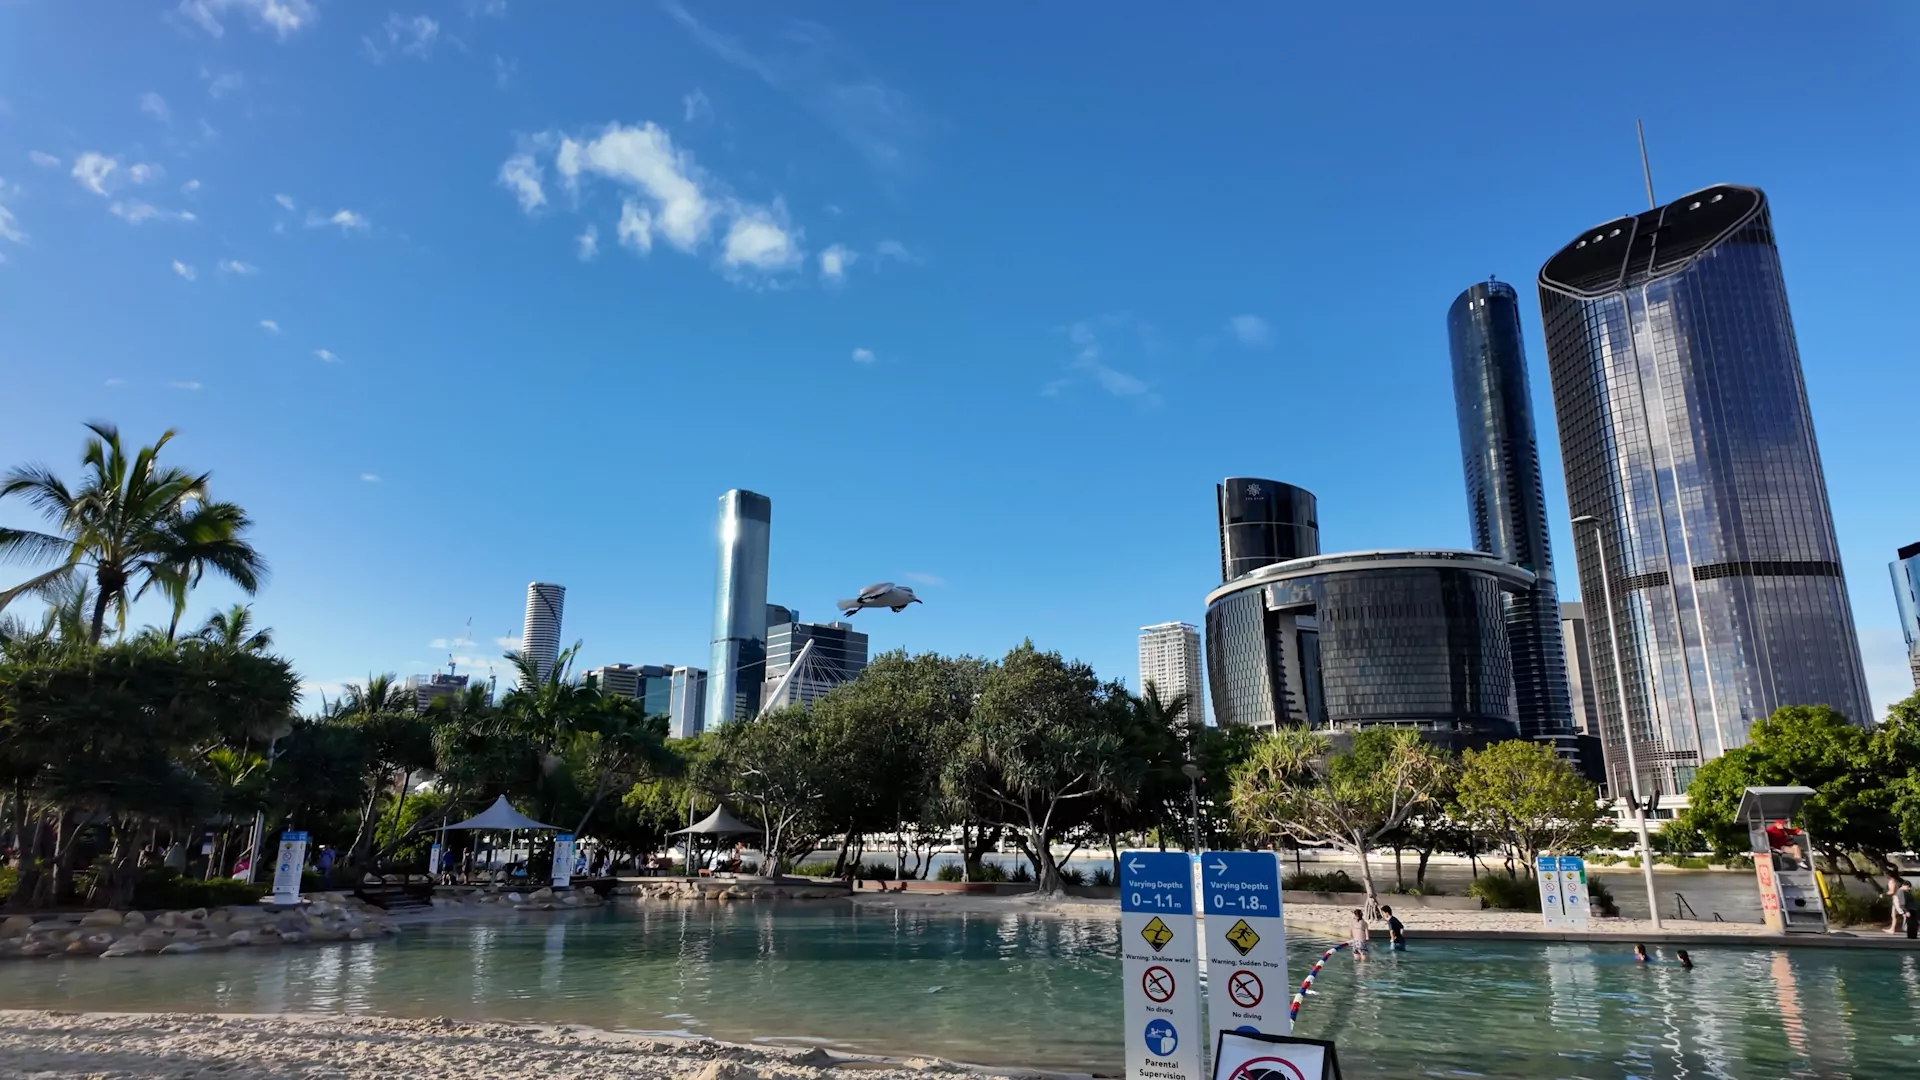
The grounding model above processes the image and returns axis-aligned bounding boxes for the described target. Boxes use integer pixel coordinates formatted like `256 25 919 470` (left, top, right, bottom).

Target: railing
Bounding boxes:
1674 892 1698 920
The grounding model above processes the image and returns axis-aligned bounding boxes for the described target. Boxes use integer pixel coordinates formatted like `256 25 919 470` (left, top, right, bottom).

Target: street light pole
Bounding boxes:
1573 515 1664 929
1180 763 1203 854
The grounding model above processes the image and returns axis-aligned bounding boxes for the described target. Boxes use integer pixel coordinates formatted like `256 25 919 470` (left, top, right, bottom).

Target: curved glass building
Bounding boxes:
1538 183 1871 797
1448 280 1578 758
1217 478 1318 582
1204 550 1531 746
707 489 772 727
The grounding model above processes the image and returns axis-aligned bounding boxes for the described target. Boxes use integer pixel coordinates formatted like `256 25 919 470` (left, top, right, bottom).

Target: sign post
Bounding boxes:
1536 855 1566 929
1201 850 1289 1039
552 834 575 889
1557 856 1590 931
1212 1029 1342 1080
271 830 309 906
1122 850 1204 1080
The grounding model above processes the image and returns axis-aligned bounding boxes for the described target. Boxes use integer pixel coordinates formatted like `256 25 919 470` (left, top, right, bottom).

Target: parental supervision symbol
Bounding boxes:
1140 915 1174 952
1225 918 1261 955
1143 1019 1179 1057
1142 965 1176 1003
1227 969 1264 1008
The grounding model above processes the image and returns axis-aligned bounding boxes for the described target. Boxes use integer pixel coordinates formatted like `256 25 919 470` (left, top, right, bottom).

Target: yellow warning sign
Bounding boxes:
1141 915 1174 952
1224 918 1260 956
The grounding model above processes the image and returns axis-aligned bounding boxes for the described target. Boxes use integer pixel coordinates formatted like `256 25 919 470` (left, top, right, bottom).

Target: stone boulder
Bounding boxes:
2 915 34 936
122 910 148 928
227 930 255 946
80 909 123 928
531 887 555 902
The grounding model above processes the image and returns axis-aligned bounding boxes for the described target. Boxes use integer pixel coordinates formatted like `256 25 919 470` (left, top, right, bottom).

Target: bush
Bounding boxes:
1468 873 1540 911
1587 876 1620 917
1586 853 1623 866
1092 867 1116 887
792 862 837 878
1284 869 1362 893
1715 854 1754 870
856 862 896 881
935 863 1009 882
1390 884 1447 896
129 869 266 910
1824 888 1892 927
1009 863 1033 883
1660 855 1712 870
1060 869 1087 887
936 864 964 881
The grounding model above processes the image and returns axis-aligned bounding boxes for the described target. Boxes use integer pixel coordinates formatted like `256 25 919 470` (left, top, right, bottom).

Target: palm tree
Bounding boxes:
0 422 266 644
196 603 273 654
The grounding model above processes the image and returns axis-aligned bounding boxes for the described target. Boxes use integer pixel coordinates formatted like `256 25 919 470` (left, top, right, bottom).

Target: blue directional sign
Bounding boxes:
1201 851 1281 916
1143 1019 1179 1057
1121 851 1194 915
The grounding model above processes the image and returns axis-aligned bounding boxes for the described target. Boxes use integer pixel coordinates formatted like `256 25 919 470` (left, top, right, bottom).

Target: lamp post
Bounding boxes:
1180 762 1204 854
1572 514 1663 929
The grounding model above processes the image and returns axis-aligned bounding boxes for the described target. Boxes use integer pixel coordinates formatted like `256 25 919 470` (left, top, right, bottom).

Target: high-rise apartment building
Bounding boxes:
707 489 773 727
1139 622 1205 721
520 582 566 687
668 666 708 740
405 672 468 713
762 620 870 710
1449 279 1579 759
1559 603 1599 737
1217 478 1318 582
1892 542 1920 690
586 663 673 717
1539 183 1871 797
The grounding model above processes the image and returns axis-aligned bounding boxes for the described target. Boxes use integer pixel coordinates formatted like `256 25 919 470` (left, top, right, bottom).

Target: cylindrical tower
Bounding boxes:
706 489 772 727
520 582 566 687
1217 478 1318 583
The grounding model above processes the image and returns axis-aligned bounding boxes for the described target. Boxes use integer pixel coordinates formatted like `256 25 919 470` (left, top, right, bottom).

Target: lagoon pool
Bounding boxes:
1 903 1916 1078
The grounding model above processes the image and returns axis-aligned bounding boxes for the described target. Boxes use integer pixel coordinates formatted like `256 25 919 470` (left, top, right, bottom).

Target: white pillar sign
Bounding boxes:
1537 856 1565 929
1557 856 1590 931
428 841 443 882
552 834 575 889
1202 851 1290 1039
271 830 308 905
1122 850 1204 1080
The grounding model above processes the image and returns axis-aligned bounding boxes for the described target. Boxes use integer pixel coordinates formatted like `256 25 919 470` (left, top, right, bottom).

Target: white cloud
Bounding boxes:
307 208 370 231
168 380 203 391
204 70 245 99
554 122 714 252
616 199 653 254
259 319 280 333
219 259 259 275
875 238 915 263
128 163 163 185
178 0 315 40
140 92 171 124
494 56 516 90
683 89 713 124
722 205 801 271
368 14 441 61
819 243 855 282
109 201 196 224
0 204 22 245
181 179 202 194
172 260 196 281
901 572 944 587
27 151 60 169
71 152 118 196
575 224 598 261
360 473 382 483
314 348 340 363
1227 314 1270 346
498 153 544 213
494 635 522 651
851 347 875 364
468 0 508 17
274 193 296 211
1055 317 1158 404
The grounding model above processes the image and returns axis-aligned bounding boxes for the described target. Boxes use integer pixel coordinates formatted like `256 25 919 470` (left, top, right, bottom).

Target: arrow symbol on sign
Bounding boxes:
1127 857 1144 874
1210 859 1229 874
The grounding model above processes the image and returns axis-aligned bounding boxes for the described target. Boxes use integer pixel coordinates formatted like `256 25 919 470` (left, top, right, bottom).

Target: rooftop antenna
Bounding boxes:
1636 118 1656 210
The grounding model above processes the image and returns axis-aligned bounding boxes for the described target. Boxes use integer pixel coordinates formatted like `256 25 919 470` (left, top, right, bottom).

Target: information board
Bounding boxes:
1122 850 1204 1080
1556 856 1590 931
1537 855 1566 929
1201 851 1289 1039
271 830 308 905
552 834 575 889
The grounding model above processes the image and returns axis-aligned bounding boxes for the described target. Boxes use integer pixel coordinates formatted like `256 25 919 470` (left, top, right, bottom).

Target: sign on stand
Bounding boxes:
428 840 443 881
271 830 309 906
1212 1029 1342 1080
1122 850 1204 1080
1202 851 1289 1040
1537 856 1565 929
552 834 575 889
1537 856 1590 931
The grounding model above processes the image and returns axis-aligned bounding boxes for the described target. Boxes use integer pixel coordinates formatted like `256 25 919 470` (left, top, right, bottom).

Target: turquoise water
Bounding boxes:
2 904 1917 1078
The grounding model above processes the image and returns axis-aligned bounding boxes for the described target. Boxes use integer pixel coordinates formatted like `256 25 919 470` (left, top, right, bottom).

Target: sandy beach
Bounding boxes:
0 1010 1035 1080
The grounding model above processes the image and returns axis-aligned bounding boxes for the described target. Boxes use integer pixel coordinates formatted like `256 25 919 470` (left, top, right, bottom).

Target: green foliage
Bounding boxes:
1008 863 1033 883
1468 873 1540 911
124 868 265 910
936 864 964 882
1060 868 1087 887
1587 876 1619 916
1283 869 1363 893
1823 887 1892 927
1091 867 1115 887
792 862 838 878
1455 739 1607 873
857 862 897 880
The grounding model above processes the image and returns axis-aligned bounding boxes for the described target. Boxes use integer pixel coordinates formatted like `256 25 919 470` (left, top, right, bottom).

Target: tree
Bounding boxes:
1455 739 1606 877
707 705 832 873
195 603 273 654
0 422 264 642
1228 727 1444 911
943 643 1126 893
1675 704 1903 880
337 674 436 870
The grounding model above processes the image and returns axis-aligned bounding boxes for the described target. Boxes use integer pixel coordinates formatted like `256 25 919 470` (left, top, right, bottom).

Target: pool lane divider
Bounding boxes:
1288 943 1349 1024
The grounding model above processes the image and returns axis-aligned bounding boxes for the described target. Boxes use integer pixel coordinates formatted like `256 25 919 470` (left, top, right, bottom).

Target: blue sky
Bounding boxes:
1 3 1915 716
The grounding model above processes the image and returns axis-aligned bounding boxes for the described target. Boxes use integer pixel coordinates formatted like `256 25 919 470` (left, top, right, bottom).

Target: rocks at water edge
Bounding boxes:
0 892 400 963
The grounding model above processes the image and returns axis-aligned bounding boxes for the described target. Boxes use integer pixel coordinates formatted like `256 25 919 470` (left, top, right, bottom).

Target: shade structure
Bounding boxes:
444 795 561 832
668 805 762 837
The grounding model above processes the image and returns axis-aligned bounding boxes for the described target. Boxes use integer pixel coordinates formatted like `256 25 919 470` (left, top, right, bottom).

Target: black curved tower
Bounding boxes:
1217 478 1318 583
1448 280 1578 759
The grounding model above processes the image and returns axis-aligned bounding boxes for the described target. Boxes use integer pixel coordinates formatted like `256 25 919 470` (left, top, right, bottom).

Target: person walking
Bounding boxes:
1381 904 1406 951
317 845 335 887
1892 876 1914 937
1348 908 1371 961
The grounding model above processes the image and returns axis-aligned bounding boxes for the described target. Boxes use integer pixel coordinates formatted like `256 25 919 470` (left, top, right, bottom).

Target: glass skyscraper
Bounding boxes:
706 489 772 727
1538 183 1871 797
1892 542 1920 690
1217 478 1318 583
1448 279 1578 758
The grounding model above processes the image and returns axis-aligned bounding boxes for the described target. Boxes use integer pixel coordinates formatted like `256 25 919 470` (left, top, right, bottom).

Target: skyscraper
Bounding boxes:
1539 183 1872 797
706 489 772 727
1559 603 1599 737
669 666 708 739
586 663 673 716
520 582 566 687
762 619 870 710
1448 279 1578 758
1892 542 1920 690
1139 622 1205 721
1217 478 1318 582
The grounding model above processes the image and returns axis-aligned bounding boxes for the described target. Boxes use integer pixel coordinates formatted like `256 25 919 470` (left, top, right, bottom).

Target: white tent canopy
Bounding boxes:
445 795 561 832
668 805 762 836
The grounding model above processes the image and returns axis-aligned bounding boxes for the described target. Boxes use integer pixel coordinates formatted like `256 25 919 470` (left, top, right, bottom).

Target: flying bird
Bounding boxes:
839 582 923 617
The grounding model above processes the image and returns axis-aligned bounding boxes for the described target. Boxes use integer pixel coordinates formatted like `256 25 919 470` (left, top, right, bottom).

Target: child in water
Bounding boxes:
1633 943 1650 963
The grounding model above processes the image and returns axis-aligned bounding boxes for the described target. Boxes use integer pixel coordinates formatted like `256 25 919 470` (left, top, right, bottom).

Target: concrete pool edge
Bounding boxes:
1292 919 1920 951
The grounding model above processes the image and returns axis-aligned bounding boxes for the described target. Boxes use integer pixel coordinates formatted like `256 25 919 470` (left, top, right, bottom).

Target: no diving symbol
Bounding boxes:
1142 965 1175 1003
1227 1057 1307 1080
1227 969 1264 1008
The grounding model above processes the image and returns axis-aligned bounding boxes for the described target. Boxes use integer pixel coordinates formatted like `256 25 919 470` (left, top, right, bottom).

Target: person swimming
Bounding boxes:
1633 943 1650 963
1676 949 1693 970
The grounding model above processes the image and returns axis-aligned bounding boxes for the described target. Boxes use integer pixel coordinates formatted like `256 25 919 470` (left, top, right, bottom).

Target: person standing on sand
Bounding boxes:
1348 908 1371 960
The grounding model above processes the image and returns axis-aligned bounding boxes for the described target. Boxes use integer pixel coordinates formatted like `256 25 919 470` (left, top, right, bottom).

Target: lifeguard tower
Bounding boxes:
1735 785 1828 934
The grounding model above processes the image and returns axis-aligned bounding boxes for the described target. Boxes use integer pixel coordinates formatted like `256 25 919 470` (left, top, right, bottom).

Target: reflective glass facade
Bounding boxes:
1892 542 1920 690
765 620 870 709
707 489 772 727
1217 478 1318 582
669 666 707 740
1539 184 1872 797
1204 551 1529 747
1449 280 1579 756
